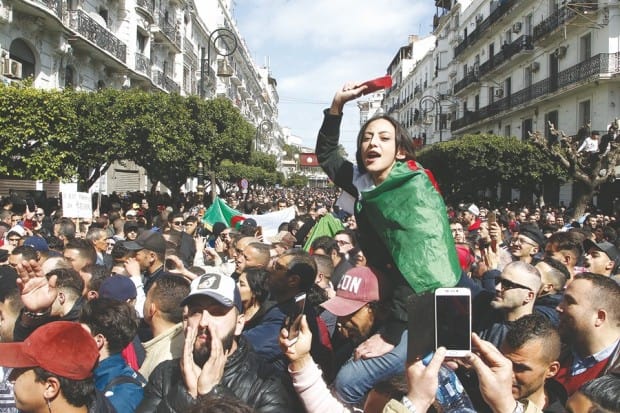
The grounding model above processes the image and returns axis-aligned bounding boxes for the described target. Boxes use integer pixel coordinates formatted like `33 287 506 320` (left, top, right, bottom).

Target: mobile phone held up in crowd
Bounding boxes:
360 75 392 95
435 288 471 357
285 292 306 344
487 211 497 252
406 292 435 363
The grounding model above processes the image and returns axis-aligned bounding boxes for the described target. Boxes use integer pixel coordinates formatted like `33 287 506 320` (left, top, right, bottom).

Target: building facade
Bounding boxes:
0 0 279 196
379 0 619 206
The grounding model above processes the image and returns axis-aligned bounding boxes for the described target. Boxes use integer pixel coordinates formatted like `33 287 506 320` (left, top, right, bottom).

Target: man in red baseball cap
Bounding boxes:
320 266 397 406
0 321 115 413
321 266 389 347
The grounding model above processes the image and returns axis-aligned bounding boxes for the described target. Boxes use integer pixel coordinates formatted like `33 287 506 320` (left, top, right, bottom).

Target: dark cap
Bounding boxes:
518 224 545 248
584 239 619 262
23 236 49 252
99 275 137 302
241 218 257 231
124 230 166 254
124 221 139 232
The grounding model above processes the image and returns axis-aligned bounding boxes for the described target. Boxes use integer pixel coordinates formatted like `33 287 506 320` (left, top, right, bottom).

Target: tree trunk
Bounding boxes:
570 180 595 221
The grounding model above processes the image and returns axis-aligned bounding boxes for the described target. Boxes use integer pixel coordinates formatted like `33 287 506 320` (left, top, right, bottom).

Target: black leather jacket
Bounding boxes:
135 336 300 413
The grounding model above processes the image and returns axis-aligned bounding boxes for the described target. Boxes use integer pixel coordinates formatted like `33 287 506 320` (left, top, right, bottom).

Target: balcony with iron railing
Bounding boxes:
451 52 620 132
454 0 519 58
135 52 151 77
136 0 154 17
66 9 127 63
183 38 197 66
33 0 62 19
477 35 533 78
153 69 180 94
453 69 480 94
533 1 598 43
153 11 181 50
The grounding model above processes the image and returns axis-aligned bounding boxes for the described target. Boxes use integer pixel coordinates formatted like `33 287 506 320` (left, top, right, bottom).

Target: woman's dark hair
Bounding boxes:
34 367 94 408
244 268 269 305
355 114 416 174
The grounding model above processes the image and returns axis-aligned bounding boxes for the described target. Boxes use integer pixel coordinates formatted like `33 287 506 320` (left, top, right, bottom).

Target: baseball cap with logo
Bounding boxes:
0 321 99 380
321 267 385 316
124 230 166 254
181 273 243 313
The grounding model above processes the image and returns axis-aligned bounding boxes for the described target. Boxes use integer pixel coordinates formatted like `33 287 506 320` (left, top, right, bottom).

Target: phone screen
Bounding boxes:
407 292 435 363
285 293 306 343
435 290 471 356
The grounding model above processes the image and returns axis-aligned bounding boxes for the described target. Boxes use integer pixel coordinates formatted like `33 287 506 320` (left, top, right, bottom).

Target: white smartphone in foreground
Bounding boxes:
435 287 471 357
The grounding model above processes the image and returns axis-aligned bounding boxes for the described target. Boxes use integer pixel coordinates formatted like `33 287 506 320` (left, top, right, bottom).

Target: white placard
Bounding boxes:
62 192 93 219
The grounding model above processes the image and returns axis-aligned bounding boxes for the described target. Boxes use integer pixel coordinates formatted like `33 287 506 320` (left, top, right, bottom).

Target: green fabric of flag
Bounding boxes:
201 197 241 231
358 160 460 292
303 213 345 252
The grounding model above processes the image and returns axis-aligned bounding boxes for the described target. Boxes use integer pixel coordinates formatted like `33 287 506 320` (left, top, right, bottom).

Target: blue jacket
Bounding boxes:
94 353 145 413
242 302 286 367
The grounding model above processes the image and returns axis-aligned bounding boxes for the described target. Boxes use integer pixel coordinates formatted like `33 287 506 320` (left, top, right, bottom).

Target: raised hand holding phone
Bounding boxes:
284 292 306 344
435 288 471 357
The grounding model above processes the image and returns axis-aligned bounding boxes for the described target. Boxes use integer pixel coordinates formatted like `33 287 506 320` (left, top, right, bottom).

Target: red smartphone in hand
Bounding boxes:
360 75 392 95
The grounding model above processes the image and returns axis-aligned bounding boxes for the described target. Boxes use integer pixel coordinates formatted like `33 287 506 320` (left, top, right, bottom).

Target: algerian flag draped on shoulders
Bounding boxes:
202 197 242 231
357 160 460 292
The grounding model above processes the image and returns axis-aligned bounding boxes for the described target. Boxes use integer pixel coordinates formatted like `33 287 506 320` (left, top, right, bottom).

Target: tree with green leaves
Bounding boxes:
0 83 77 180
417 134 567 205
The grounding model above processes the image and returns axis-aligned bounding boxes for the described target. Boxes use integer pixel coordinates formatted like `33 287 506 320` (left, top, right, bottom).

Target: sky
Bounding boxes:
233 0 436 159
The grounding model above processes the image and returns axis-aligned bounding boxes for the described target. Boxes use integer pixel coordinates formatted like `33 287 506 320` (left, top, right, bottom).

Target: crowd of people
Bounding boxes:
0 81 618 413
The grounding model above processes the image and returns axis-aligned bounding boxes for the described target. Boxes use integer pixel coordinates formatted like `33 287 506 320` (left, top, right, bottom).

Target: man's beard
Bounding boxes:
193 328 236 367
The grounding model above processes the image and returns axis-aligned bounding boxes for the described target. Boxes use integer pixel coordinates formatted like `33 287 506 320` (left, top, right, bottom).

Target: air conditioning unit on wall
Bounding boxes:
2 57 22 79
495 88 504 98
530 61 540 72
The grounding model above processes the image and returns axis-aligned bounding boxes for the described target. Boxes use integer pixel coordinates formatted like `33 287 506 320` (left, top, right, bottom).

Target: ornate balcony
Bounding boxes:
451 52 619 132
66 9 126 63
454 0 519 59
34 0 61 19
153 69 180 94
533 1 598 43
136 0 154 17
135 52 151 77
477 35 534 78
183 39 197 66
153 11 181 51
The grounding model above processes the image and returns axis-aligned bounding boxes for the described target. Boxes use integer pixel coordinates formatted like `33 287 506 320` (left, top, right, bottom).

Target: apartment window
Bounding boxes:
65 65 75 89
10 38 35 79
475 94 480 111
578 100 591 129
522 118 533 140
545 110 559 144
137 32 148 54
504 125 511 137
580 33 591 61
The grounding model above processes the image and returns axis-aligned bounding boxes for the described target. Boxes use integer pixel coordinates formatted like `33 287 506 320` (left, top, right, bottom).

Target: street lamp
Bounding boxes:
419 95 442 143
200 28 238 98
255 120 273 151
